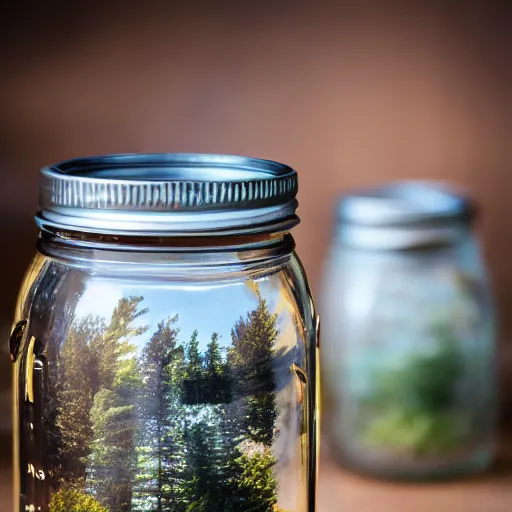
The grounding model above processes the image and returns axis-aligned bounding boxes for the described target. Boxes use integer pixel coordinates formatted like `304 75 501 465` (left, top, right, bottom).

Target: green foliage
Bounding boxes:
89 379 139 510
87 296 148 512
50 292 286 511
183 413 278 512
183 330 204 406
55 299 147 488
48 487 108 512
186 329 203 380
362 408 468 455
231 447 278 510
57 316 105 481
180 297 282 510
93 296 149 390
183 421 220 510
361 326 468 455
204 333 231 404
368 338 463 414
230 298 279 446
135 314 188 511
204 333 222 375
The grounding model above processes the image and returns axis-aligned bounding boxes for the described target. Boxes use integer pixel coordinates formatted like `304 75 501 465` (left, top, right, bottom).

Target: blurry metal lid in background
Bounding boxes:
338 181 475 227
335 181 477 250
36 153 299 237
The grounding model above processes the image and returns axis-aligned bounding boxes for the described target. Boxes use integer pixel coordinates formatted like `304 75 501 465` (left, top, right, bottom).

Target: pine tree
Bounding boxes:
225 295 283 510
31 266 86 495
87 296 148 512
91 297 149 390
57 316 106 483
204 333 231 404
161 346 188 510
186 330 202 379
183 330 203 405
135 315 188 512
49 485 108 512
230 445 279 511
180 332 241 510
183 420 214 510
183 406 238 511
89 358 143 512
229 297 279 446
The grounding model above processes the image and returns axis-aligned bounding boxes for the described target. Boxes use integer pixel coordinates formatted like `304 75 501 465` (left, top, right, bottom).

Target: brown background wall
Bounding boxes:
0 2 511 419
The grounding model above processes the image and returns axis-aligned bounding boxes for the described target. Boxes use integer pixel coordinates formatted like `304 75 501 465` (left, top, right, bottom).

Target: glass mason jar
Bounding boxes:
11 154 319 512
321 182 497 480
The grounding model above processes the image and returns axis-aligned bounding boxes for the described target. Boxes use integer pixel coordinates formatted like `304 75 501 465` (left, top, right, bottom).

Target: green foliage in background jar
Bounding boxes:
361 325 470 456
48 487 108 512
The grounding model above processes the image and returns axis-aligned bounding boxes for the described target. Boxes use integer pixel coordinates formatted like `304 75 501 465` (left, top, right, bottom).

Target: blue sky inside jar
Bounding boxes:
73 275 295 354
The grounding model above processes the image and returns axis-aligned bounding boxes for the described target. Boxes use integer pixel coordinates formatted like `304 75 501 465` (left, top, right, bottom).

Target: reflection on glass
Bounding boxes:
14 257 313 512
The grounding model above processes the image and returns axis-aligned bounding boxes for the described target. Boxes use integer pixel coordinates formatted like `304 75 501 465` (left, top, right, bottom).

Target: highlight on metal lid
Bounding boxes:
36 153 299 236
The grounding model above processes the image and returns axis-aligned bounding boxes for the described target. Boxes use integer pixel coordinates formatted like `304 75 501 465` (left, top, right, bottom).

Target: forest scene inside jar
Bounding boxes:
16 256 312 512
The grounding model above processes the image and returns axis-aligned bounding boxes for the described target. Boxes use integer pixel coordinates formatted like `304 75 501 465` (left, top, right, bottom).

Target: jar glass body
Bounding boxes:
12 232 318 512
321 228 497 480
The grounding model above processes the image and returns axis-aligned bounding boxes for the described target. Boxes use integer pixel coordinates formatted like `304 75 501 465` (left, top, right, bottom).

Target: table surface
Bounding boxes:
318 461 511 512
2 456 511 512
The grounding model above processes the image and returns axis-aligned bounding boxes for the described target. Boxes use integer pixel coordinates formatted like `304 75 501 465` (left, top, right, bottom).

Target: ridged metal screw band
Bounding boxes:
40 173 298 211
37 153 300 236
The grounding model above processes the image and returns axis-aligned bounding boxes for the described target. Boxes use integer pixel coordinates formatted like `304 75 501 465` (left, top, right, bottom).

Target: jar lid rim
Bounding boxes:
37 153 299 236
337 180 475 227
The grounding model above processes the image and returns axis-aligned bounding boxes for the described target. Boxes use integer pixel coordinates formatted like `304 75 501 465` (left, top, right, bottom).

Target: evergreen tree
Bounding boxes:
183 330 203 405
183 406 237 511
186 329 202 379
91 296 149 390
204 333 222 375
49 485 108 512
135 315 188 511
130 296 282 511
204 333 231 404
32 267 85 494
87 296 148 512
183 420 215 511
225 295 284 510
180 295 282 511
160 346 188 510
230 445 279 511
229 297 279 446
89 360 142 512
57 316 105 483
181 333 240 510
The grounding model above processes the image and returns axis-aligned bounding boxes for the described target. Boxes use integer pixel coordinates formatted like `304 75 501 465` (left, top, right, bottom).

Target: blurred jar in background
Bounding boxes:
320 182 497 480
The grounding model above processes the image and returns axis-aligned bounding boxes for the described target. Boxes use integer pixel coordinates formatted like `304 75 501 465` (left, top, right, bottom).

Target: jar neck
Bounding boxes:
37 228 295 270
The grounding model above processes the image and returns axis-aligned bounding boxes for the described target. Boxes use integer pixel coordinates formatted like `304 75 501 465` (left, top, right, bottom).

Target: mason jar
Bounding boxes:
10 153 319 512
321 181 497 480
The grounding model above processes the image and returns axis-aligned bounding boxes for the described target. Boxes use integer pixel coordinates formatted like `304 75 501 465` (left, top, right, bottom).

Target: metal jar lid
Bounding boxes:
336 181 476 250
36 153 299 237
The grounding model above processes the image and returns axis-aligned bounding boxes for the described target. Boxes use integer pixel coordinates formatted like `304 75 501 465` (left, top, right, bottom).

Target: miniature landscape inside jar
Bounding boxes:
17 253 313 512
330 251 496 479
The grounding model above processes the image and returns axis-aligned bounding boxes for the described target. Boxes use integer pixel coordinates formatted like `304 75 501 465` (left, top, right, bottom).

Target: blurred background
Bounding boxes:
0 1 511 510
